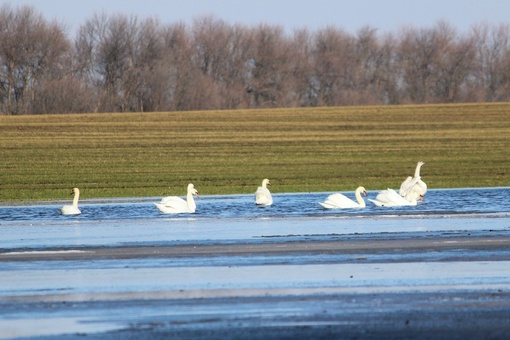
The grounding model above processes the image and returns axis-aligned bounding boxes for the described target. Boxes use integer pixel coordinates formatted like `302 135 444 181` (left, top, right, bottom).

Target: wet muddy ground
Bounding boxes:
2 227 510 339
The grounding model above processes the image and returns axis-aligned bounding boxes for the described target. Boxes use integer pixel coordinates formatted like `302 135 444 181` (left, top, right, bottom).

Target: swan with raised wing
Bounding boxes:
255 179 273 206
369 188 422 207
155 183 199 214
60 188 81 215
400 161 427 201
319 186 367 209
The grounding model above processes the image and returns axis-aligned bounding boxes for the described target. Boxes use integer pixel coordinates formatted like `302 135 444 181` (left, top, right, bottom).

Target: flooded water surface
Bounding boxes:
2 187 510 222
1 188 510 339
1 188 509 249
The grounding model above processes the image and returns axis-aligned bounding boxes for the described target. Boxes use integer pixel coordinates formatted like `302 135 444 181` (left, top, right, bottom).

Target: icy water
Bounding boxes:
0 188 509 249
2 187 510 222
1 188 510 339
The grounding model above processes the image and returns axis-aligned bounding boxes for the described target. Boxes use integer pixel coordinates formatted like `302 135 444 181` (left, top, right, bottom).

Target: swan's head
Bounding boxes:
187 183 199 196
262 179 271 187
71 188 80 195
417 161 425 167
357 186 367 196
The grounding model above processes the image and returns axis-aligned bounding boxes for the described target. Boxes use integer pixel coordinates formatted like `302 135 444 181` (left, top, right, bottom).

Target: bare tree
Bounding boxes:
435 31 476 102
30 75 95 114
396 25 438 103
247 24 293 108
163 22 217 111
125 17 169 112
311 27 353 106
0 5 71 114
74 13 124 112
470 22 510 101
4 8 510 114
375 33 400 104
192 17 256 109
345 26 386 105
190 16 232 109
75 13 174 112
285 28 314 106
220 24 255 109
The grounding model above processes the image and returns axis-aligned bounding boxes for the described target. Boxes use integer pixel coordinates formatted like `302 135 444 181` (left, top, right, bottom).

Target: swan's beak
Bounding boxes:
363 191 367 196
419 195 424 201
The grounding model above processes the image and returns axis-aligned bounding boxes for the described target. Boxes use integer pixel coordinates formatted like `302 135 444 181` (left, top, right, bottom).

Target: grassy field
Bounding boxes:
1 103 509 201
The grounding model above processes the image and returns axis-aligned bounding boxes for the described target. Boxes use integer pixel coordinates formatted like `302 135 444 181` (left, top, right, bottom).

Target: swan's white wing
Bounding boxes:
402 183 426 202
160 196 184 204
368 198 384 207
416 179 427 195
385 189 415 206
367 198 380 207
60 205 81 215
401 179 427 201
155 196 191 213
319 201 337 209
255 187 272 206
370 189 416 207
319 193 358 209
369 189 394 206
399 176 414 196
401 175 427 199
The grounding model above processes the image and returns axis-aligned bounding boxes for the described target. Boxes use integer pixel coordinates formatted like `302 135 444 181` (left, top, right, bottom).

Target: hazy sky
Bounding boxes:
5 0 510 36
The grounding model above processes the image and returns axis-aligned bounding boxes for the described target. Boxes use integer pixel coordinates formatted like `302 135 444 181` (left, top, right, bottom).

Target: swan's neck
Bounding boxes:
187 192 196 211
414 164 423 178
72 191 80 207
355 189 366 207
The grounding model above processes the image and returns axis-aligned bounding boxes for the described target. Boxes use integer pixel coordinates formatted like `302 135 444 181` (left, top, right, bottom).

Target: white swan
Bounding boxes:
369 188 422 207
319 186 367 209
255 179 273 206
60 188 81 215
155 183 199 214
400 161 427 201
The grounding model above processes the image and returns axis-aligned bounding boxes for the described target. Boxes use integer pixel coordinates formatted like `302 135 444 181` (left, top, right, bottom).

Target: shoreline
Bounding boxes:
1 186 509 206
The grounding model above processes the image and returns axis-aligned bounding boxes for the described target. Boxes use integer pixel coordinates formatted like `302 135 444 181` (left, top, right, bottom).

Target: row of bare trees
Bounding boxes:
1 5 510 115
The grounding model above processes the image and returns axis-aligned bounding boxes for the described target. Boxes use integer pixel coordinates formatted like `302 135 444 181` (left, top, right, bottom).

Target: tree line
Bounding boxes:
1 4 510 115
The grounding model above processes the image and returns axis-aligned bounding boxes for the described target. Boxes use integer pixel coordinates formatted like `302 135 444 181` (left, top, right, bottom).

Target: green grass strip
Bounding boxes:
1 103 509 201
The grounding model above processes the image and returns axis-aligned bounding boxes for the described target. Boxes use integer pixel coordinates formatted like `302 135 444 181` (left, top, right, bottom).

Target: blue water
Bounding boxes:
1 188 509 249
1 187 509 340
1 188 509 222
